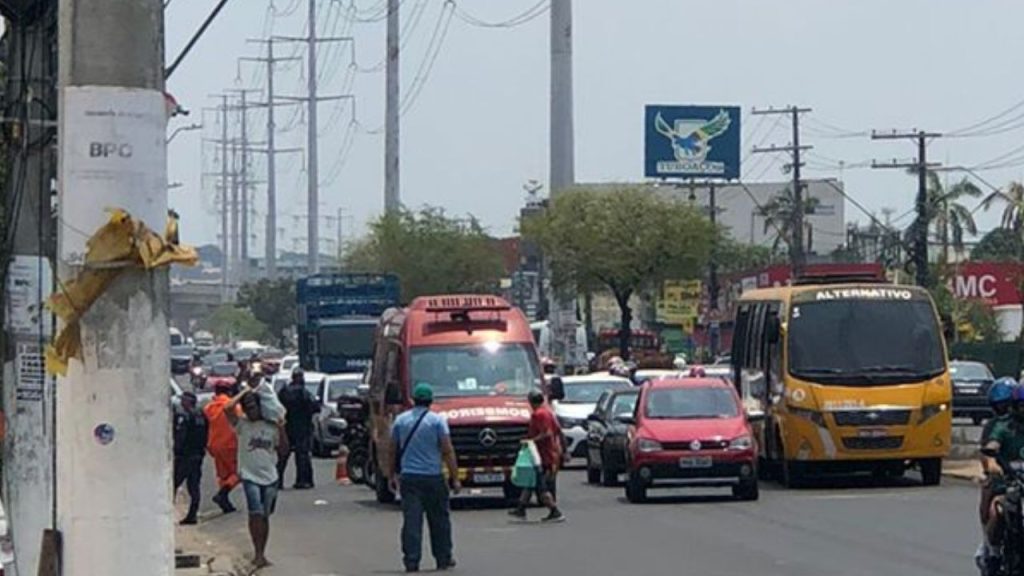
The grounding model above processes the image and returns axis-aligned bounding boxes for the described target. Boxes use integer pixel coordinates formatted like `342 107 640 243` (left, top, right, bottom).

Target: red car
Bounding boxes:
620 375 760 503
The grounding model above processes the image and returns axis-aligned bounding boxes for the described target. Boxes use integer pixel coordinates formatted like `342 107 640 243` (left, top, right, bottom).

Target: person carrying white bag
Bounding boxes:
508 389 566 523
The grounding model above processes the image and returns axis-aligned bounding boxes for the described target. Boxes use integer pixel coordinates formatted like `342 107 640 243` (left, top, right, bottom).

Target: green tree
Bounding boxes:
345 207 505 302
236 278 296 347
522 185 714 359
716 239 783 274
924 173 981 264
758 187 821 261
971 228 1024 262
202 305 269 343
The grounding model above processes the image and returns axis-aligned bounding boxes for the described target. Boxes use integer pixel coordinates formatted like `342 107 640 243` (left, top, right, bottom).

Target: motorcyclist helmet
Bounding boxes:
990 377 1016 406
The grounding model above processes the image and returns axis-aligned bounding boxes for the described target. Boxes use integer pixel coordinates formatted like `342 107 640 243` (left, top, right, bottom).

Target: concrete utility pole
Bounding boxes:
275 2 354 274
871 130 943 287
242 40 301 279
384 0 401 213
57 0 173 573
1 3 58 573
707 182 720 358
751 106 813 275
548 0 577 370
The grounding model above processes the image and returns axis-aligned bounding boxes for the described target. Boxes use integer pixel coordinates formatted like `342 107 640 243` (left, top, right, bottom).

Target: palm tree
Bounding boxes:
982 180 1024 238
925 173 981 263
758 187 821 261
980 180 1024 372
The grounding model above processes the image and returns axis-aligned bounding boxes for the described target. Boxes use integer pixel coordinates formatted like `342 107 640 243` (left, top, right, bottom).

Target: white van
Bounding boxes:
531 320 588 368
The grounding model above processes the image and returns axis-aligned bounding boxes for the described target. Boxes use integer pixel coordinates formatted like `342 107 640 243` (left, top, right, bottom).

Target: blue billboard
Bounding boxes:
645 105 741 180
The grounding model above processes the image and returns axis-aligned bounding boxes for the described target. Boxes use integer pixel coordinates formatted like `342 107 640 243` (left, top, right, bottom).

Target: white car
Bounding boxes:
280 354 300 374
554 374 633 462
312 374 363 457
169 378 213 411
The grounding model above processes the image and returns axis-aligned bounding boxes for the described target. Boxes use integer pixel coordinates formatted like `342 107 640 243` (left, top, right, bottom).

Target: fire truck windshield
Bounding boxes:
409 343 541 398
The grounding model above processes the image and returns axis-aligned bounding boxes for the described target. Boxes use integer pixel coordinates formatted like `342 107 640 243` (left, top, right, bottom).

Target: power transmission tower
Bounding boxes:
274 0 354 274
218 96 230 296
226 88 260 284
385 0 401 213
241 39 302 279
751 106 813 274
871 130 942 287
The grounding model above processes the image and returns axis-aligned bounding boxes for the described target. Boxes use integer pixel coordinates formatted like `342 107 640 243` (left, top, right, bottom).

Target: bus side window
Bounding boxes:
750 303 767 370
384 344 403 405
732 304 751 382
765 302 782 397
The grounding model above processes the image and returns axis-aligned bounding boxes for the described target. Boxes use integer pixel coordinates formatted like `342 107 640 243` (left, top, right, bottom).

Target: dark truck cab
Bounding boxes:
297 274 400 374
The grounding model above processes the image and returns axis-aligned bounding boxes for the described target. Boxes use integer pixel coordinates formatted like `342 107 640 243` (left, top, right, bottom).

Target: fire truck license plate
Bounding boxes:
472 472 505 484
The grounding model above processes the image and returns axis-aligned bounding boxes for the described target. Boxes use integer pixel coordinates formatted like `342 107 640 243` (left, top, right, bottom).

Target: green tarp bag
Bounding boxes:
511 445 537 489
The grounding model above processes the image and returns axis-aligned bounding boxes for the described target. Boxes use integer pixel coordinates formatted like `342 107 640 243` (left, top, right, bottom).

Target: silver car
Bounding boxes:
311 374 363 457
554 374 633 463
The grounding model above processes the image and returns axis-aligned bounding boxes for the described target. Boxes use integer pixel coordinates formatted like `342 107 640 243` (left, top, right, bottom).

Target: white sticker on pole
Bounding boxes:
4 255 52 338
60 86 167 264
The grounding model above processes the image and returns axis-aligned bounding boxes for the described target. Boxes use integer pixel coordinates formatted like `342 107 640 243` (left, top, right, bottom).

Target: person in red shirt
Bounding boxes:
509 389 566 523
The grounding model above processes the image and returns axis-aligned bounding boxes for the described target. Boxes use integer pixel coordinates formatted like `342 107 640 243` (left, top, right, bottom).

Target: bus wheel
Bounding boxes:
920 458 942 486
781 460 805 489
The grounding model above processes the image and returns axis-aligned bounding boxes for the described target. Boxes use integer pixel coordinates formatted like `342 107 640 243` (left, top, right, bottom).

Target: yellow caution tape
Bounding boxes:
45 209 198 375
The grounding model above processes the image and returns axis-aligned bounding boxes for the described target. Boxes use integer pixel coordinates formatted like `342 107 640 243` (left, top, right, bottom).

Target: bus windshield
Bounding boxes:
319 323 376 358
788 299 945 385
410 343 541 398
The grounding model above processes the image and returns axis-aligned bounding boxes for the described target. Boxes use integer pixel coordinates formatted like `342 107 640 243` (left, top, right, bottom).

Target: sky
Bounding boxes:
165 0 1024 255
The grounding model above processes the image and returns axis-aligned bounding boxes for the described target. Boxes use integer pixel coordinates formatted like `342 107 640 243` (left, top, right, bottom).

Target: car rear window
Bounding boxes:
645 387 738 419
951 363 992 381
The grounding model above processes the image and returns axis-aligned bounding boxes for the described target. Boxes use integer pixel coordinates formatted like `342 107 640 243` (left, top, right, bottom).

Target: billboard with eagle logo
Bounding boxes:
645 105 741 180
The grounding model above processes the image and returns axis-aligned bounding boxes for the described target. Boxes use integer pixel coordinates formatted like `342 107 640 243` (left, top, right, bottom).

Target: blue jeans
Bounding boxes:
242 481 278 517
399 474 453 569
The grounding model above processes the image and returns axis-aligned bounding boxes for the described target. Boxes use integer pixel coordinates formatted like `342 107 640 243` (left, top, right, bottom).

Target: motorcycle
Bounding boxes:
338 396 371 485
981 446 1024 576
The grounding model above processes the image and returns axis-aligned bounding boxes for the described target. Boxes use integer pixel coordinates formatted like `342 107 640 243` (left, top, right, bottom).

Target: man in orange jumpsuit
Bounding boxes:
205 380 240 513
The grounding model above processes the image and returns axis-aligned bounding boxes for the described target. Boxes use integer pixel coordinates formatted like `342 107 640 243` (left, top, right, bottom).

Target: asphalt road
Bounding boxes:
182 457 981 576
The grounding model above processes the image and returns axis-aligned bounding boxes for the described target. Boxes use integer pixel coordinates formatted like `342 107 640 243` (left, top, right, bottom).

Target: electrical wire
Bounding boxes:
453 0 549 28
741 115 784 177
320 119 361 188
400 1 455 115
948 96 1024 137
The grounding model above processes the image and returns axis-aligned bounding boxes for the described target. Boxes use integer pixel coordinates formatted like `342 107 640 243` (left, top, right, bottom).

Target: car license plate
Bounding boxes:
858 427 887 438
959 387 980 395
472 473 505 484
679 457 712 469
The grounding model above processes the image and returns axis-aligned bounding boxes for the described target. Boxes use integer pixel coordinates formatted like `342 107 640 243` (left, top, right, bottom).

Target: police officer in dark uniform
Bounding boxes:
277 368 318 489
174 391 209 525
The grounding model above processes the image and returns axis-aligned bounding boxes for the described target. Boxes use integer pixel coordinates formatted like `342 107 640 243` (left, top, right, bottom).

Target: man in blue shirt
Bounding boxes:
387 383 461 573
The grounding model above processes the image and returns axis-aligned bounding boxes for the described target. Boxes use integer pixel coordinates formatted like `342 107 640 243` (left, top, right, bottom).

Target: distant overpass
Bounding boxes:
170 281 227 333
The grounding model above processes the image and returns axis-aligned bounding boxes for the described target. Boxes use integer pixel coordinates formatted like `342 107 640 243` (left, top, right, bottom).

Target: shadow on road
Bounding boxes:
767 473 924 491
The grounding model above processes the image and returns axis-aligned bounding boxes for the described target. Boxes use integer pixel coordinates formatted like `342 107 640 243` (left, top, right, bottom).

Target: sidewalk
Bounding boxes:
174 497 252 576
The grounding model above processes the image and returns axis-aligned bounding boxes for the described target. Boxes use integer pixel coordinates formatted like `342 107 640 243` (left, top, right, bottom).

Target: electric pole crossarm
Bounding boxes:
751 106 812 116
751 145 813 154
272 35 354 43
276 95 354 103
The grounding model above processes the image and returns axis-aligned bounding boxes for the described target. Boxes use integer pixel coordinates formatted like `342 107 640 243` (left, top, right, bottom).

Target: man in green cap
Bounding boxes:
387 382 461 573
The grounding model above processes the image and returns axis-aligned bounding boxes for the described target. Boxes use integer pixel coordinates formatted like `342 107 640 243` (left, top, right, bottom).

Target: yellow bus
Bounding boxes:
731 279 952 486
